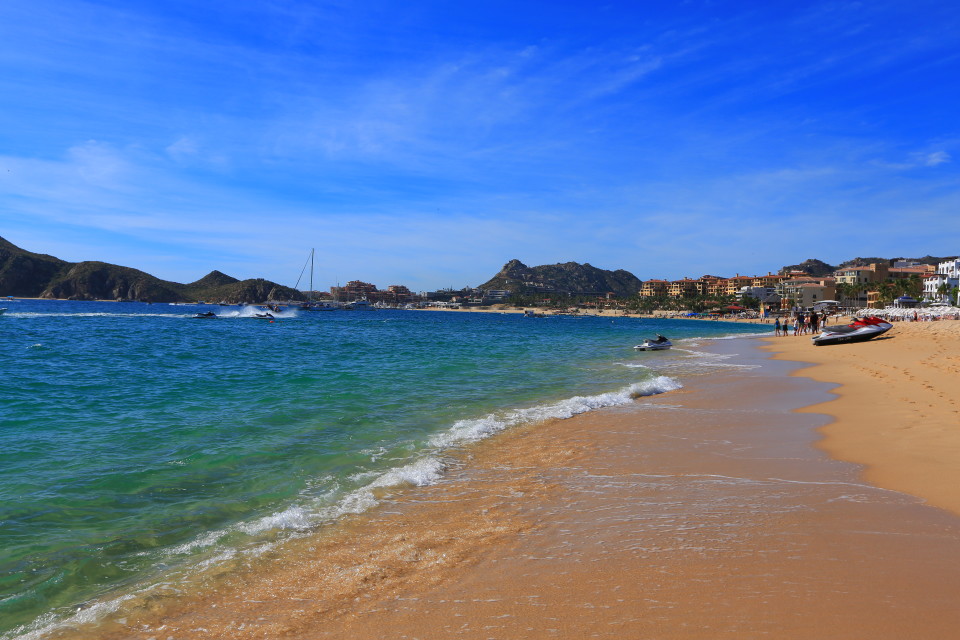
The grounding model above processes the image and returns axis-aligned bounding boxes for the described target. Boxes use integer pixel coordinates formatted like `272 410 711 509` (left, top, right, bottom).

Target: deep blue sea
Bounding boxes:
0 300 769 638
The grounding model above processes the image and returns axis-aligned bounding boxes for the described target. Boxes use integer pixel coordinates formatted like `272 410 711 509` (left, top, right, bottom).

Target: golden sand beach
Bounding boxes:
763 319 960 516
63 320 960 640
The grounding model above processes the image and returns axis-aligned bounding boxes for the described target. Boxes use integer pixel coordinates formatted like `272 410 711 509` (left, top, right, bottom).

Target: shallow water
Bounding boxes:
0 300 767 638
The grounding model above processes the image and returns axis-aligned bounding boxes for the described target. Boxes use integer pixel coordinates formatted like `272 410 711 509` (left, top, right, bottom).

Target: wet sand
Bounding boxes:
762 319 960 515
64 337 960 639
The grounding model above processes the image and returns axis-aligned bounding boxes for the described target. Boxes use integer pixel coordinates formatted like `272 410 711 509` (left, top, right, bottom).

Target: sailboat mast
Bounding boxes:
309 248 314 302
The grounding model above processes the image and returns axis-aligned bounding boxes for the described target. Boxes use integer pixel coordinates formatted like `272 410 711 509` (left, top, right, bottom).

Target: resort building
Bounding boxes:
751 273 789 288
889 265 935 279
334 280 379 301
723 275 753 296
834 264 889 286
639 273 791 302
777 277 836 310
923 259 960 303
667 278 699 298
638 279 669 297
383 285 414 303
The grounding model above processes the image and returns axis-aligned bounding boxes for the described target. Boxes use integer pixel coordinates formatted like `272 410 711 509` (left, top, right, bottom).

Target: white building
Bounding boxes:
923 259 960 303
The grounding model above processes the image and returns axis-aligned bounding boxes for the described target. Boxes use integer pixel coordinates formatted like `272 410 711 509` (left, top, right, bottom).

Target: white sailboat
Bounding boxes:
296 249 337 310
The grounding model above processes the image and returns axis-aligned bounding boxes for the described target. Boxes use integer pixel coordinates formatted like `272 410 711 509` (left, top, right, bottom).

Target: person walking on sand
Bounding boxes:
774 317 782 336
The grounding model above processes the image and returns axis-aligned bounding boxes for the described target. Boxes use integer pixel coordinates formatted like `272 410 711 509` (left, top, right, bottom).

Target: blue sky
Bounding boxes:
1 0 958 291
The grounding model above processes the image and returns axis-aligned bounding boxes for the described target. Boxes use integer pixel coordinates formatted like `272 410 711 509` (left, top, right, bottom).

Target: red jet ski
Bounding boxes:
812 316 892 346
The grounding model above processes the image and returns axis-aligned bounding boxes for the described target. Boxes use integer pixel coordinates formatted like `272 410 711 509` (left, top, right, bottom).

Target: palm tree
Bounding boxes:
876 282 896 307
936 282 952 303
835 283 853 307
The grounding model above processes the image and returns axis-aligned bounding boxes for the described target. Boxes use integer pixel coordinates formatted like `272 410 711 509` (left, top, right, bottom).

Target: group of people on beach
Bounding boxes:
774 310 826 337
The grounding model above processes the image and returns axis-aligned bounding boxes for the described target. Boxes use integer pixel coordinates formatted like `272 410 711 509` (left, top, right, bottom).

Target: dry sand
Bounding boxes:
762 318 960 516
61 330 960 640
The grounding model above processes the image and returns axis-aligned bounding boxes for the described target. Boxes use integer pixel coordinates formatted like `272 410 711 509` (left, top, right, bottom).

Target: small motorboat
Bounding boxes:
812 316 892 346
634 335 672 351
193 311 218 319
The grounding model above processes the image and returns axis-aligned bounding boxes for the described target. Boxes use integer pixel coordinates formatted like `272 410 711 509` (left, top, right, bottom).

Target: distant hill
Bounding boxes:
781 255 959 278
0 236 70 297
838 255 955 268
478 259 643 297
186 270 240 290
779 258 837 277
836 257 893 268
0 237 304 303
43 261 185 302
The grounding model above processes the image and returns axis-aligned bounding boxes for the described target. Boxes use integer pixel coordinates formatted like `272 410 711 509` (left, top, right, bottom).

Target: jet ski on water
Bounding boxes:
812 316 892 346
193 311 218 319
634 335 672 351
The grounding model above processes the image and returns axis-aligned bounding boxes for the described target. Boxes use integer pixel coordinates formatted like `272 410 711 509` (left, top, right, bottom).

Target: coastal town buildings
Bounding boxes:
834 263 889 286
923 259 960 303
637 272 792 306
327 281 417 305
778 277 837 309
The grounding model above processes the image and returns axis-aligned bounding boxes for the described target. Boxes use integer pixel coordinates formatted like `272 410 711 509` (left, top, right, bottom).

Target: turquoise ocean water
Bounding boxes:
0 300 768 638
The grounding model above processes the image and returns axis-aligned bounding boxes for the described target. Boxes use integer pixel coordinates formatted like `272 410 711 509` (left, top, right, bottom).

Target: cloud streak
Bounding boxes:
1 0 958 290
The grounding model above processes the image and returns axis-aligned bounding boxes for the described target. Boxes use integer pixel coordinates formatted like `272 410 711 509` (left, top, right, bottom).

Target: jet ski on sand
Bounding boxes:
812 316 892 346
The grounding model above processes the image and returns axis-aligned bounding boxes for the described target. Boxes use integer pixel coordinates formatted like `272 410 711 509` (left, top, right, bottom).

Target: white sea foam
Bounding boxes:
683 331 774 341
429 376 683 449
217 305 300 319
614 362 651 369
12 375 681 639
164 377 682 557
7 312 184 318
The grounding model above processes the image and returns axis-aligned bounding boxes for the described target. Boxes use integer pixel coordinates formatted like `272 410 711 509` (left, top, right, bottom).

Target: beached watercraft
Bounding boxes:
634 335 672 351
812 316 892 346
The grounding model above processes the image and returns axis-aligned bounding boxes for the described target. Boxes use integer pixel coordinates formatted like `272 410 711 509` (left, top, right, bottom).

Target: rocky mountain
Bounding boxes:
479 259 643 297
0 237 304 303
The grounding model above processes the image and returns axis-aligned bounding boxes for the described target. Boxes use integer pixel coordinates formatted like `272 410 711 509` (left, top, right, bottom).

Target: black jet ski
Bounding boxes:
193 311 218 319
812 316 892 346
634 334 672 351
254 312 275 320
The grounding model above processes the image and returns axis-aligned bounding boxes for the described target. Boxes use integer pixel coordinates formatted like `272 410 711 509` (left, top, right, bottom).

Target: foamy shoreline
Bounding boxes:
47 333 960 639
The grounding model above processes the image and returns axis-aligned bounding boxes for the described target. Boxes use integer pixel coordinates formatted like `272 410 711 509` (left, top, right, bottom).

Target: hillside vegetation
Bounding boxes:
0 237 303 303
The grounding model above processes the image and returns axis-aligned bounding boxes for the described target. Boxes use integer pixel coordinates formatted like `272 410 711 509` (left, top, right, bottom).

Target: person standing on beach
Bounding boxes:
810 311 819 334
774 317 782 336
